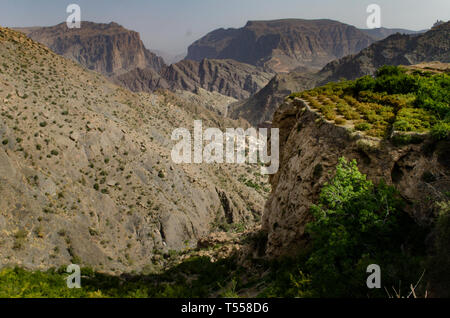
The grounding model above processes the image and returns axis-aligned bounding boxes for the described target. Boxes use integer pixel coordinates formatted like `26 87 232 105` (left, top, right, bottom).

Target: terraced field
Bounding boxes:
289 65 450 140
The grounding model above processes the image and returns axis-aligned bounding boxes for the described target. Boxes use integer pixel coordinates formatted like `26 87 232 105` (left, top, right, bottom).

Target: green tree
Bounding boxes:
303 157 424 297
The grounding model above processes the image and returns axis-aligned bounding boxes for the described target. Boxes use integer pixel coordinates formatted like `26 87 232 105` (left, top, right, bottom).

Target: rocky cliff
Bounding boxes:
15 22 165 76
229 71 318 126
17 22 272 102
262 97 449 257
187 19 376 73
114 59 274 100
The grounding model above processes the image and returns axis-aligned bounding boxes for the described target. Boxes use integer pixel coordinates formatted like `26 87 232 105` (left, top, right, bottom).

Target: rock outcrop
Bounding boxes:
15 22 165 76
262 98 450 257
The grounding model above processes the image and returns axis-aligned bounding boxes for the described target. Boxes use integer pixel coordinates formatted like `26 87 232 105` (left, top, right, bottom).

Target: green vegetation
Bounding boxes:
260 158 428 297
290 66 450 139
1 157 437 298
0 257 240 298
428 201 450 297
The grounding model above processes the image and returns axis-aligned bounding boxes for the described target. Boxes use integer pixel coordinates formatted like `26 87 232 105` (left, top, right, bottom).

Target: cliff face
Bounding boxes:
162 59 274 100
262 98 450 257
16 22 165 76
187 19 375 73
229 71 318 126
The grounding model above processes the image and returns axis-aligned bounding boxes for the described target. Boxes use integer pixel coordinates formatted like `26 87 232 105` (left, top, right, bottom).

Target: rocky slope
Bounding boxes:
187 19 376 73
0 27 269 273
229 71 318 126
15 22 165 76
262 96 449 257
319 21 450 83
114 59 274 100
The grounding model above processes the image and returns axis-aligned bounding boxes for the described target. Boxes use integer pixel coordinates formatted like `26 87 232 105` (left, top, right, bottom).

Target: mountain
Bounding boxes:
360 27 425 41
186 19 376 73
16 22 271 102
113 58 273 101
319 21 450 83
15 22 165 76
260 66 449 297
0 26 268 272
229 71 318 126
151 49 186 65
230 21 450 126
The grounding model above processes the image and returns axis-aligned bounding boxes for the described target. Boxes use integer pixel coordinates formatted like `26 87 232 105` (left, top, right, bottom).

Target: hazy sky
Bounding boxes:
1 0 449 55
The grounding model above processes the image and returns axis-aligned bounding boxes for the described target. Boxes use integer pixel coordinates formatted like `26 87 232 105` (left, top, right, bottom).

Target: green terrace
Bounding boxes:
289 66 450 140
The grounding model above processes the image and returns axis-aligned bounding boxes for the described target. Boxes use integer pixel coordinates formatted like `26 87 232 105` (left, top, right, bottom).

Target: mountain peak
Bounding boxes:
187 19 375 73
14 21 165 76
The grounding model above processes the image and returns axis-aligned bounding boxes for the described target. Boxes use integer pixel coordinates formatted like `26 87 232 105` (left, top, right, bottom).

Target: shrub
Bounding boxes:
355 123 371 131
428 201 450 297
303 158 426 297
334 118 346 125
431 122 450 140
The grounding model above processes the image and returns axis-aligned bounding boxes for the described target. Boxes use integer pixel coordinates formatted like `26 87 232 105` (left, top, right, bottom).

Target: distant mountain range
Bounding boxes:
231 21 449 125
13 19 436 114
187 19 378 73
15 22 273 101
360 27 425 40
319 21 450 83
151 49 186 65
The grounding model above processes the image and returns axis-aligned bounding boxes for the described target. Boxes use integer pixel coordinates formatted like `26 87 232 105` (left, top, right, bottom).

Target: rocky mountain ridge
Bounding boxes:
16 22 165 76
16 22 273 102
114 58 274 100
187 19 376 73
